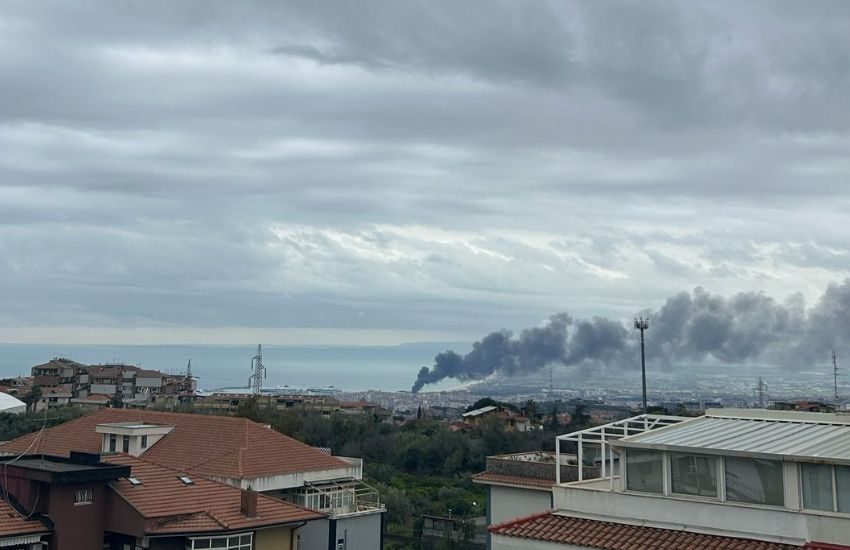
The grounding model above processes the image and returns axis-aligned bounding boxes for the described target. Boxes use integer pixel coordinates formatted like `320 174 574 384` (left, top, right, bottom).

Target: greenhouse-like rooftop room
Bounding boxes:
538 409 850 548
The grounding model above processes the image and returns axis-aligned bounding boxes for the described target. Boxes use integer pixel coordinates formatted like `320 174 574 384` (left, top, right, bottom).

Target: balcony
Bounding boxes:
288 479 384 518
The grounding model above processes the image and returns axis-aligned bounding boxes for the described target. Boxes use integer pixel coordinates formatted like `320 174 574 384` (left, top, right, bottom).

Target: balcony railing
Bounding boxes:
290 479 384 517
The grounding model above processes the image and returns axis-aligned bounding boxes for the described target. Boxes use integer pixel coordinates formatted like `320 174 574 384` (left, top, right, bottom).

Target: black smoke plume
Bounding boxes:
410 279 850 392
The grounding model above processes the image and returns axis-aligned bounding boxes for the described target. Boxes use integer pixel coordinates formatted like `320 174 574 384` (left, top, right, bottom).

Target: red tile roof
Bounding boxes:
0 500 49 538
489 512 802 550
0 408 349 479
104 454 323 535
471 471 554 489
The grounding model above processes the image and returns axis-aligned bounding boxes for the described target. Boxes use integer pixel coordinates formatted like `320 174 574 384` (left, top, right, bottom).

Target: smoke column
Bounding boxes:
411 279 850 392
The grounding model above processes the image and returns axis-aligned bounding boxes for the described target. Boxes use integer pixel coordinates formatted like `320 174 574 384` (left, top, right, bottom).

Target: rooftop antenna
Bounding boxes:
634 317 649 416
186 359 193 381
833 351 840 403
753 376 768 408
248 345 267 395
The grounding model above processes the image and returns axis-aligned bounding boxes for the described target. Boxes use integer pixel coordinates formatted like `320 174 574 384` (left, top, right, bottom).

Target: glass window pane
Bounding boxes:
836 465 850 512
801 463 834 511
211 539 227 548
724 457 784 506
626 450 663 493
671 453 718 497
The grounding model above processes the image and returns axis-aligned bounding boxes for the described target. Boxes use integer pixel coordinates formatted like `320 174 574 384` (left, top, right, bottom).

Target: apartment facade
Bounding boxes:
31 358 195 409
487 409 850 549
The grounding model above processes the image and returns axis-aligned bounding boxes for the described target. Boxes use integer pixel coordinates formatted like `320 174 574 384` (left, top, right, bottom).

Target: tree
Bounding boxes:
548 403 560 432
23 385 42 413
465 397 498 412
523 399 538 424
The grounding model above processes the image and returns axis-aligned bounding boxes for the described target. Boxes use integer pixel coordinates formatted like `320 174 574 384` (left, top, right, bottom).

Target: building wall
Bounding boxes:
296 518 328 550
491 534 584 550
554 483 850 545
46 483 108 550
331 512 383 550
254 525 294 550
489 485 551 526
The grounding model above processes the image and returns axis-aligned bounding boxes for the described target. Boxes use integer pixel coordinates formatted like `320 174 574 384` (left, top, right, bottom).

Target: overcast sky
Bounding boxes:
1 1 849 345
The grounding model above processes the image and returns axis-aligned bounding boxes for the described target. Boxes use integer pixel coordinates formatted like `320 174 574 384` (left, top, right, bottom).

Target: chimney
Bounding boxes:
240 487 257 517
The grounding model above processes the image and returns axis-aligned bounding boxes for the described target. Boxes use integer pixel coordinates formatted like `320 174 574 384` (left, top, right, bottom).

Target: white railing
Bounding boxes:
555 414 688 489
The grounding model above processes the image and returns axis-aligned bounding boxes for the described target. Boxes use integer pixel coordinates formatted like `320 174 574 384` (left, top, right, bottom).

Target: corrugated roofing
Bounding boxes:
614 413 850 462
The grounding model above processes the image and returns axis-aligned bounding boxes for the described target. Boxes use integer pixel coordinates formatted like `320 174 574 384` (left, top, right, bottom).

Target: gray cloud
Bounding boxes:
0 1 849 344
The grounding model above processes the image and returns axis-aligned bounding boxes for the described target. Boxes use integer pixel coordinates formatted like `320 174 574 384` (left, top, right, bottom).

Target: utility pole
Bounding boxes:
834 351 840 403
634 317 649 416
248 345 267 395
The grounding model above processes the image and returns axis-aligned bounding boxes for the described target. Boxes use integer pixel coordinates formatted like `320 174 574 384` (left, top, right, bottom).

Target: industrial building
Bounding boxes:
0 408 385 549
484 409 850 549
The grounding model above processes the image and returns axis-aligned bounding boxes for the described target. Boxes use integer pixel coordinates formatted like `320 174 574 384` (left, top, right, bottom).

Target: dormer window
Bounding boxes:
96 422 174 457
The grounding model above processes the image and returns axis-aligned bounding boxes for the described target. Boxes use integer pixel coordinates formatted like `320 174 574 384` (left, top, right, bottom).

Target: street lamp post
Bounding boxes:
634 317 649 415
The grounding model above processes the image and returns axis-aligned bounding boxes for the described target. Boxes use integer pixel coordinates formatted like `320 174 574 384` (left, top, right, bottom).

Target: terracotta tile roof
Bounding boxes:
104 454 323 535
0 408 350 480
471 471 554 489
489 512 802 550
0 500 49 537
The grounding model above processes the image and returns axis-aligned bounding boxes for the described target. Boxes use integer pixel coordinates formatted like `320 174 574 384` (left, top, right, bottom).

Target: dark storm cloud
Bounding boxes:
0 1 849 343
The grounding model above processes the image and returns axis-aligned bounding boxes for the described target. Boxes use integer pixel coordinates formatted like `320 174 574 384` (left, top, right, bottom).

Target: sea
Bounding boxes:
0 342 470 393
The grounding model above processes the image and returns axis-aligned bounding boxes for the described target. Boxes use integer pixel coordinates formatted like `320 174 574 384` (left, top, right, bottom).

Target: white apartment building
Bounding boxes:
488 409 850 549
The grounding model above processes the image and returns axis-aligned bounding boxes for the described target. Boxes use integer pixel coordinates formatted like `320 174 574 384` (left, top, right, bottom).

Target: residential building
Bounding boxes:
33 386 73 412
473 451 597 532
194 392 342 415
30 359 196 408
487 409 850 549
462 406 532 432
0 450 323 550
0 408 385 549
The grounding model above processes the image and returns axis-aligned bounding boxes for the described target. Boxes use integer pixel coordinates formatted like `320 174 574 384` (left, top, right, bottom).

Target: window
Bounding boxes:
178 476 194 485
74 488 93 505
122 435 130 453
109 434 117 453
671 453 718 498
127 477 142 486
800 463 850 513
801 463 833 511
141 435 148 449
724 457 783 506
626 450 663 494
837 466 850 513
187 533 252 550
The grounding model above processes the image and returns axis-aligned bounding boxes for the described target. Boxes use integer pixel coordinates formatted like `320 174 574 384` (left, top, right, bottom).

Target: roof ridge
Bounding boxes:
487 510 553 532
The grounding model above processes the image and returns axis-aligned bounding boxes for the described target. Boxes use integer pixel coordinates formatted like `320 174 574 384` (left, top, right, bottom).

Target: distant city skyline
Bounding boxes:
2 1 849 345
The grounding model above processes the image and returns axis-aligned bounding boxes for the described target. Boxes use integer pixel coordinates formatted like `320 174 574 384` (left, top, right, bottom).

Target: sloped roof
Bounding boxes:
490 512 801 550
462 405 498 417
104 454 323 535
0 392 26 413
471 471 553 490
615 410 850 463
0 408 349 479
0 499 49 538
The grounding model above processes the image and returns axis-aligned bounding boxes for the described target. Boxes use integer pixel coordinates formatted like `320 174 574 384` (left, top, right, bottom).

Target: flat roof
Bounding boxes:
97 422 165 429
613 409 850 463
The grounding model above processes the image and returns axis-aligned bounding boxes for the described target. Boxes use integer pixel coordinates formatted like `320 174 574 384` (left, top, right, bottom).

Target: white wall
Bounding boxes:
492 534 585 550
489 485 551 525
554 483 850 545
